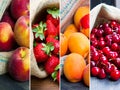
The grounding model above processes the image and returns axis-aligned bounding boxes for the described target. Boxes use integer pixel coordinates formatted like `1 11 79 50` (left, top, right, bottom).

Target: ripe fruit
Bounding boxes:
45 55 59 74
110 70 120 81
64 24 78 39
33 43 53 63
91 67 100 76
64 53 86 82
60 33 68 56
83 64 90 87
8 47 29 81
74 6 89 29
0 22 15 51
68 32 89 57
14 15 29 48
10 0 29 20
1 11 15 29
91 20 120 81
46 36 59 55
80 14 89 29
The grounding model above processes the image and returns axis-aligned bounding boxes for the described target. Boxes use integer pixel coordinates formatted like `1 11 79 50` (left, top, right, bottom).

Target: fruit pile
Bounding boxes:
61 6 90 87
91 20 120 81
32 7 60 83
0 0 29 82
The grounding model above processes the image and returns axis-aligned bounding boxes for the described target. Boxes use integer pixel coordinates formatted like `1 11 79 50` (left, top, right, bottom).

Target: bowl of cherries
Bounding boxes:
90 20 120 81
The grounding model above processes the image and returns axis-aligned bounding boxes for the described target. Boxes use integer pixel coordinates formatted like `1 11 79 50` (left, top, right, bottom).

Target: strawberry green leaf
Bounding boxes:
32 21 46 40
51 71 57 81
47 8 59 19
33 41 37 47
55 64 60 71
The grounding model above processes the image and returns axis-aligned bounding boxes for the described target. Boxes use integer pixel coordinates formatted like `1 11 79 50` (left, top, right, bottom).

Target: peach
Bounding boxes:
1 11 15 29
10 0 29 20
8 47 30 82
0 22 15 51
83 64 90 87
14 15 29 48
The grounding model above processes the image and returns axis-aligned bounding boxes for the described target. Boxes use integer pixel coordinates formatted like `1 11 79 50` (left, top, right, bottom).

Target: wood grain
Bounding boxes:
31 76 59 90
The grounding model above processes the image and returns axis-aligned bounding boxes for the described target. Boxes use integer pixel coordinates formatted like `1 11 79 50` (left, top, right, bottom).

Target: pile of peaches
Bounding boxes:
60 6 90 87
0 0 29 82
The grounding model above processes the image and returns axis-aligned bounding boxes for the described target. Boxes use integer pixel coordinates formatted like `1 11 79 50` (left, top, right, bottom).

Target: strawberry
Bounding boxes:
47 8 59 26
32 21 47 41
33 43 54 63
56 24 59 36
46 20 58 37
46 36 59 55
45 55 59 74
80 14 89 29
56 71 60 83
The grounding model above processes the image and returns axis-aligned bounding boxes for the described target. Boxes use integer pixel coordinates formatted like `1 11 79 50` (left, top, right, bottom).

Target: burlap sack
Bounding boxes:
90 3 120 30
30 0 59 78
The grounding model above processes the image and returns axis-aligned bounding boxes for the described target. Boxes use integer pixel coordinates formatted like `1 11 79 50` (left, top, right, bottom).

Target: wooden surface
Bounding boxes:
61 75 89 90
90 77 120 90
31 76 59 90
0 73 29 90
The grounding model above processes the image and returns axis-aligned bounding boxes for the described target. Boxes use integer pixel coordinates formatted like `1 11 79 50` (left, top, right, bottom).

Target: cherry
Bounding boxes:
112 58 120 69
110 64 117 71
103 23 109 28
110 20 117 28
99 55 108 64
90 46 96 52
91 39 98 47
91 28 98 34
90 61 96 68
111 43 118 51
110 70 120 81
98 68 106 79
105 27 113 35
90 34 95 40
104 62 112 74
112 34 119 43
108 51 118 59
102 47 110 55
91 67 100 76
98 40 106 49
91 51 99 61
96 29 103 38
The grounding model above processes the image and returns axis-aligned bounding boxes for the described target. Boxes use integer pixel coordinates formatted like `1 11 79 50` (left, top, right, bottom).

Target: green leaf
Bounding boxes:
50 46 54 51
55 64 60 71
35 33 40 38
51 71 57 81
47 8 59 19
33 41 37 47
32 28 38 32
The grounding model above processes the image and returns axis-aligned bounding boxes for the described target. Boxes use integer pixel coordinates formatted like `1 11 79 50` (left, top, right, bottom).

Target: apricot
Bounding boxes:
64 53 86 82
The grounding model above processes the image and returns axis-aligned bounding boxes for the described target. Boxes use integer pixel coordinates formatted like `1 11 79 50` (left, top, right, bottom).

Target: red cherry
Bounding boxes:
110 70 120 81
102 47 110 55
98 68 106 79
91 28 98 34
90 61 96 68
105 27 113 35
91 51 99 61
91 67 100 76
111 43 118 51
110 20 117 28
99 55 108 64
98 40 106 49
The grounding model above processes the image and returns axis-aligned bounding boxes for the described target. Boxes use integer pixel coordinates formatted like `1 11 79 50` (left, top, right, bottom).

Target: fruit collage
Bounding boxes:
0 0 120 90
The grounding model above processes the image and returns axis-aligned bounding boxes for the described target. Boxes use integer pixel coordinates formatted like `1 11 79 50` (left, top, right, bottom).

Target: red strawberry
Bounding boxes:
32 22 47 41
80 14 89 29
46 36 59 55
57 71 60 83
33 43 54 63
45 55 59 74
46 20 58 37
47 8 59 26
56 24 59 36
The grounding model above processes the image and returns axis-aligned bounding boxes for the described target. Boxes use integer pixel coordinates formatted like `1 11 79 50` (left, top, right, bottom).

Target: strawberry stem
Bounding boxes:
47 8 59 19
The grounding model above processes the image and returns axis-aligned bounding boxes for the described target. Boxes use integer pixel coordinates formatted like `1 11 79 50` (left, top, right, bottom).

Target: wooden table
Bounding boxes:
31 76 59 90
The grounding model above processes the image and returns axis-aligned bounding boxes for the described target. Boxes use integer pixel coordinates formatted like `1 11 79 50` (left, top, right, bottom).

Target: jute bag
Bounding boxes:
30 0 59 78
0 0 13 75
90 3 120 30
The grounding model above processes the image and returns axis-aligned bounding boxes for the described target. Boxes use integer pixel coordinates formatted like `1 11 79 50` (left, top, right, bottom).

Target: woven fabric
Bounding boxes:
0 0 11 20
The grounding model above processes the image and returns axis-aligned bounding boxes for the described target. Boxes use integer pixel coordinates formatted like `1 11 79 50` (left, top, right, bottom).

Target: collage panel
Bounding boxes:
90 0 120 90
0 0 30 90
60 0 90 90
31 0 60 90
